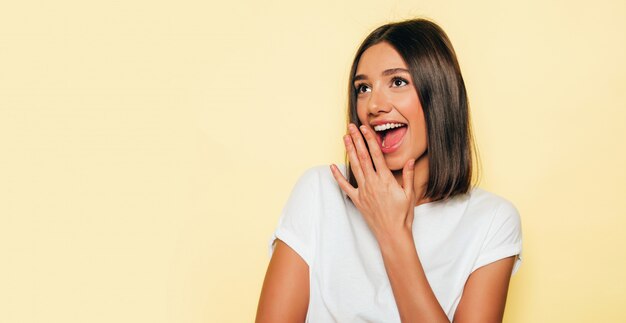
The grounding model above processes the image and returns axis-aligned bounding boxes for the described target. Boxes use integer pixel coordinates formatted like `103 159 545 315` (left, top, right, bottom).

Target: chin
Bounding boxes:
383 155 406 172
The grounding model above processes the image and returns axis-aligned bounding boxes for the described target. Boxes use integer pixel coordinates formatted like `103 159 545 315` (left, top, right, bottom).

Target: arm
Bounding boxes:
332 124 517 322
256 239 309 323
377 229 516 323
453 256 516 322
377 229 449 322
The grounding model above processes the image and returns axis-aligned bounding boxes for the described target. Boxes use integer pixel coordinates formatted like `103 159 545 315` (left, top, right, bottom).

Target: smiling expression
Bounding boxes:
354 41 428 171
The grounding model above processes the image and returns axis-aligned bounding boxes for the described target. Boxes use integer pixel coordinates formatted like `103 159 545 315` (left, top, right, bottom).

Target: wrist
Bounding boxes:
375 227 414 253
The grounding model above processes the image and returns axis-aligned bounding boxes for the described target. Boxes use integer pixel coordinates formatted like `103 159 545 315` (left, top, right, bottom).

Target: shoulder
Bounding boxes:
452 187 523 244
464 187 523 274
283 164 346 208
294 164 346 191
300 163 346 179
465 187 521 224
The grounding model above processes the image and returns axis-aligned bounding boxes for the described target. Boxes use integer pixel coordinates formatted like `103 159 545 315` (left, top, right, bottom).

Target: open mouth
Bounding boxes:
374 124 408 153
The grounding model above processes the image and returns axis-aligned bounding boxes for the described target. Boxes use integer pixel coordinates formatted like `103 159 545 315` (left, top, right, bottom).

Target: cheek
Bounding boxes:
356 107 367 124
409 109 428 147
396 93 417 107
416 115 427 142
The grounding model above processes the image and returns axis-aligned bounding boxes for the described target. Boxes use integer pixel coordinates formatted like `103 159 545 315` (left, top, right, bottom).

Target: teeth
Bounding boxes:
373 123 405 132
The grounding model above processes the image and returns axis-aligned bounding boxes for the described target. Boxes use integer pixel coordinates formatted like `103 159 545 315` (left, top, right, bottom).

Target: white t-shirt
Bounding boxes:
267 164 523 322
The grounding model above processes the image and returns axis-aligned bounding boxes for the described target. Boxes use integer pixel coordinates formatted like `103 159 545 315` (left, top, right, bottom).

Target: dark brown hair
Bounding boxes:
345 18 478 202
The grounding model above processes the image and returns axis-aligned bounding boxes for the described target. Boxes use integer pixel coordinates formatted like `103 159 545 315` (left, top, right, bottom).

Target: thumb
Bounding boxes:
402 158 416 198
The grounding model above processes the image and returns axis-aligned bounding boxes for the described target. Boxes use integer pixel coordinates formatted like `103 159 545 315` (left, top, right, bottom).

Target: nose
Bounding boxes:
366 87 392 115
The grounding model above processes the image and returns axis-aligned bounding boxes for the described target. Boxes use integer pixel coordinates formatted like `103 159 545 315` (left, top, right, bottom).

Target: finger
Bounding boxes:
348 123 376 178
406 206 415 230
329 164 358 200
358 125 393 179
402 158 416 198
344 133 365 185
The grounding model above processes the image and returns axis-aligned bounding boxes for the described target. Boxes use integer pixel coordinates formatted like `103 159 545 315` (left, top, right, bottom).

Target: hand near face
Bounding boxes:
330 123 416 240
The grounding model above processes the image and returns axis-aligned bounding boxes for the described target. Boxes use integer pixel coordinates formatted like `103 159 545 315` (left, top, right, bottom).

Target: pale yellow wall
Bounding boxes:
1 0 625 322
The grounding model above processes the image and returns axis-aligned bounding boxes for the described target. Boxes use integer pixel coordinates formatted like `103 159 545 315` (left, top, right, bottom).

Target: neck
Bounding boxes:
393 154 430 207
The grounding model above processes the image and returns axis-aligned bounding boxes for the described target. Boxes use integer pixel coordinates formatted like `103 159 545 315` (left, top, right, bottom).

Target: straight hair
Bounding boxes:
345 18 478 202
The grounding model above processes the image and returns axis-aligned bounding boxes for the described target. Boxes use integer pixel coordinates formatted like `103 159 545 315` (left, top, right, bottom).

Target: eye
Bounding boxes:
355 83 371 94
391 77 409 87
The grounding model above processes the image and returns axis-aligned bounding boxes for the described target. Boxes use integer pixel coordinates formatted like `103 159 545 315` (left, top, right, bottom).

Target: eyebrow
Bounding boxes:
353 68 410 82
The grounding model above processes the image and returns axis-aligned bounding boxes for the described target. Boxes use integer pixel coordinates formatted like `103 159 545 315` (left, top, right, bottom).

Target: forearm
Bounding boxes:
377 229 449 323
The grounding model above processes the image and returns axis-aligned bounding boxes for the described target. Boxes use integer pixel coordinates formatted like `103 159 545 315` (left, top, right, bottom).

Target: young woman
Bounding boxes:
256 18 522 323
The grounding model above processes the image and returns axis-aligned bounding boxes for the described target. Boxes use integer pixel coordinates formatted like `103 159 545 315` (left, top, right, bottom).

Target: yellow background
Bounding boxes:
1 0 625 322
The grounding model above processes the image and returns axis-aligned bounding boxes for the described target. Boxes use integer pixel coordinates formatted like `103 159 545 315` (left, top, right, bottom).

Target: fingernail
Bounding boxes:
359 125 367 134
409 159 415 167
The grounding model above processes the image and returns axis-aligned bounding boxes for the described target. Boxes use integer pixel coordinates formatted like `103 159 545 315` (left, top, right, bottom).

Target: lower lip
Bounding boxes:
377 127 407 154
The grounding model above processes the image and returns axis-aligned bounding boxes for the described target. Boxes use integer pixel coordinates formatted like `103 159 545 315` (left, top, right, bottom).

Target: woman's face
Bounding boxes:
354 41 428 171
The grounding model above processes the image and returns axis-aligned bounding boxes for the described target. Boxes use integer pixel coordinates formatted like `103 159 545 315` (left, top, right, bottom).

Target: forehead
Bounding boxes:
356 42 408 74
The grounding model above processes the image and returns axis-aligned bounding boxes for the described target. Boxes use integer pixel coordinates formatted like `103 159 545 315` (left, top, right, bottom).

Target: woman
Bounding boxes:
256 18 522 322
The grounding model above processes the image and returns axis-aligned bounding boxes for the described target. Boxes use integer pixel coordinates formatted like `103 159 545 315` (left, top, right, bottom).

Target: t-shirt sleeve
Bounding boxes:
267 167 319 267
472 200 523 275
